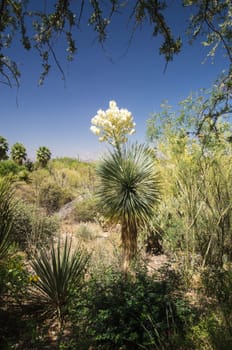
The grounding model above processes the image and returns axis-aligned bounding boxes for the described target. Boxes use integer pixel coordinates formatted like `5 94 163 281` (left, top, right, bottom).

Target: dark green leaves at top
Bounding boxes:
134 0 182 62
2 0 231 87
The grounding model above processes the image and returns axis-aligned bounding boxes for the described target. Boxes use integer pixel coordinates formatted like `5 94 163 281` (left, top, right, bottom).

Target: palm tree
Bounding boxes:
0 136 9 160
11 142 27 165
96 143 161 272
36 146 51 167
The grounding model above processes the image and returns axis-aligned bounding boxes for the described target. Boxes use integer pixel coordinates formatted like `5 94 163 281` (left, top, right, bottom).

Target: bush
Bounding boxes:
0 160 23 177
0 251 29 302
70 268 193 350
38 182 73 214
11 200 60 251
76 224 96 241
202 267 232 333
71 195 98 222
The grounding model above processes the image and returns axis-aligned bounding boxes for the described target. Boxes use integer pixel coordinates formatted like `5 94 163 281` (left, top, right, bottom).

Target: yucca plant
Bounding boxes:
0 177 15 260
97 143 161 272
30 236 89 334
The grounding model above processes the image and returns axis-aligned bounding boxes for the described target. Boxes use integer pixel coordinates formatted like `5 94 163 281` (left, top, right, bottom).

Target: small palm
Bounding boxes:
36 146 51 167
11 143 27 165
0 136 9 160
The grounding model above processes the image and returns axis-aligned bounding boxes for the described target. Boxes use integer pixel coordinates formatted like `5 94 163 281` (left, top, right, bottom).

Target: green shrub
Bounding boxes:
70 268 193 350
0 251 32 350
71 195 98 222
11 200 59 251
202 268 232 336
17 169 31 182
0 251 29 302
24 158 34 172
190 312 232 350
38 182 73 214
0 160 22 177
76 224 96 241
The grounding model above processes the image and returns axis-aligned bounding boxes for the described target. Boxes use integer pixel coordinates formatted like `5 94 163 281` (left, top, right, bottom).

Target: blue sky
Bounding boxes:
0 2 229 160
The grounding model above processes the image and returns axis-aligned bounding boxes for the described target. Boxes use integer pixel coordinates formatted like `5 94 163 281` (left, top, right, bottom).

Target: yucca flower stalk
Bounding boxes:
96 143 161 272
90 100 136 154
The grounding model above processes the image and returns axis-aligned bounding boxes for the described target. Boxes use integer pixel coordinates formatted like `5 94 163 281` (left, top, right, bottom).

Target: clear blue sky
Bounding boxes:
0 3 228 160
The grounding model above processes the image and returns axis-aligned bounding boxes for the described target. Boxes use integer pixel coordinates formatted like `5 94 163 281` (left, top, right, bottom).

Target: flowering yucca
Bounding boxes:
90 100 136 148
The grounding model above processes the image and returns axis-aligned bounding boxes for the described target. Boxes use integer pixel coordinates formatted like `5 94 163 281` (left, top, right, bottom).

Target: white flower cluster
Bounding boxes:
90 100 136 146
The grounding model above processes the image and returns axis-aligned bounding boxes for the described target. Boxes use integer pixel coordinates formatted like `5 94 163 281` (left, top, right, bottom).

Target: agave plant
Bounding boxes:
30 236 89 330
96 143 161 272
0 177 15 260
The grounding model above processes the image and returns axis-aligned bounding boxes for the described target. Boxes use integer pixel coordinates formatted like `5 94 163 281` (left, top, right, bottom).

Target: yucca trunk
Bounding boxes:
121 219 138 273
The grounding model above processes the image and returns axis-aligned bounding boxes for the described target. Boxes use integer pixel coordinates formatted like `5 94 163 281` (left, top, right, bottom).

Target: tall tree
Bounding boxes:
147 81 232 148
0 136 9 160
97 143 160 272
36 146 51 168
11 142 27 165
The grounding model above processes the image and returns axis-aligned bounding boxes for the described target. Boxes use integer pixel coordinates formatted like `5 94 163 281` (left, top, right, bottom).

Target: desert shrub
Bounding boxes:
11 200 59 251
38 182 73 214
0 251 32 350
0 160 23 177
17 169 31 183
202 268 232 325
70 268 193 350
76 224 96 241
51 157 82 169
181 267 232 350
190 311 232 350
71 195 98 222
24 158 34 172
48 158 97 191
14 182 36 204
0 161 31 184
0 251 29 303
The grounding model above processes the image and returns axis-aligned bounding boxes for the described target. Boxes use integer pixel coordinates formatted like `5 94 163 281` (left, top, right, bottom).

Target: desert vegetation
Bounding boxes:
1 1 231 348
0 90 232 350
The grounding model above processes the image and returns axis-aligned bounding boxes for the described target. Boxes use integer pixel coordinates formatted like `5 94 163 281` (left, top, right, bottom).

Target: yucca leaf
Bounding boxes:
97 143 161 225
96 143 161 268
30 236 89 318
0 176 15 260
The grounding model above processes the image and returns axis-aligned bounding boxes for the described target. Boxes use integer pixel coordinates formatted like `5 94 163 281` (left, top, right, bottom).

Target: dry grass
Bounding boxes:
59 221 122 268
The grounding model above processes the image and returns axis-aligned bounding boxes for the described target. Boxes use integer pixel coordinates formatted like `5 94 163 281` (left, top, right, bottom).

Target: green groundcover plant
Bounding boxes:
69 267 194 350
